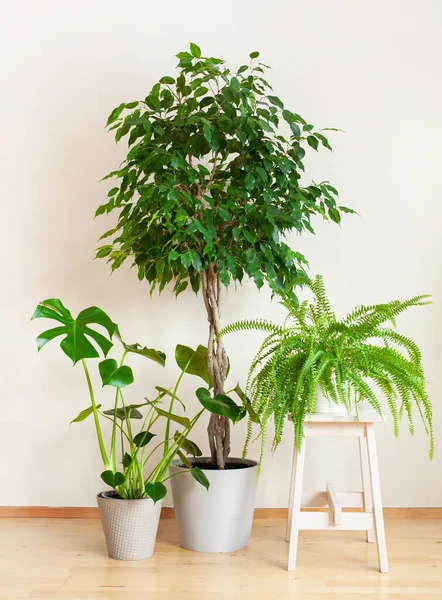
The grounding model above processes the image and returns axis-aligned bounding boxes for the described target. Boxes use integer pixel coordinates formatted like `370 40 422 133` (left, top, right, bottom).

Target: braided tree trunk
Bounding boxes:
201 264 230 468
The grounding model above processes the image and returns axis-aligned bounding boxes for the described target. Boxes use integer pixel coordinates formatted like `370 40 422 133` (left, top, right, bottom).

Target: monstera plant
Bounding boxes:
31 299 243 500
94 43 352 468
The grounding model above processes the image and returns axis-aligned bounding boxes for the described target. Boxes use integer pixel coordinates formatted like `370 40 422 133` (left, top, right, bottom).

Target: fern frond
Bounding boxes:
218 319 284 338
221 275 433 471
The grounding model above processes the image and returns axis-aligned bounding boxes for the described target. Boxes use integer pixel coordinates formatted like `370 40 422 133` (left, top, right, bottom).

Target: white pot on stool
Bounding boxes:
314 386 347 416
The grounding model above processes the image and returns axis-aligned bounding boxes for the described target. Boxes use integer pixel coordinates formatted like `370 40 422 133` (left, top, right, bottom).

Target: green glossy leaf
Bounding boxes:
244 172 255 191
145 481 167 503
122 452 132 469
268 95 283 109
307 135 319 150
203 123 212 143
114 327 166 367
155 387 186 410
194 87 208 98
174 432 202 457
154 407 191 429
175 344 211 386
96 245 112 258
231 77 240 92
32 300 115 364
70 404 102 424
328 207 341 224
177 450 192 468
289 122 301 137
133 430 156 448
101 470 125 488
219 207 230 221
249 51 260 59
195 388 245 423
102 405 144 420
233 383 260 424
190 42 201 58
106 103 125 127
98 359 134 388
191 466 210 490
160 76 175 84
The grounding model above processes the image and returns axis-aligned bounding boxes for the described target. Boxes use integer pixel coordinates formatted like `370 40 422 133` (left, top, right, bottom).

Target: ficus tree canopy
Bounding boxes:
96 43 351 299
95 43 352 468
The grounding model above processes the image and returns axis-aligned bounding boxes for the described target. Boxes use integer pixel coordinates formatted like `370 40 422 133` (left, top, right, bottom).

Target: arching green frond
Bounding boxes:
228 275 433 468
218 319 284 338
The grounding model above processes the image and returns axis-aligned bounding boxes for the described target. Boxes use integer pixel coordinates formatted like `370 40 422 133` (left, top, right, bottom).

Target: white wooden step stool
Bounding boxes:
286 412 388 572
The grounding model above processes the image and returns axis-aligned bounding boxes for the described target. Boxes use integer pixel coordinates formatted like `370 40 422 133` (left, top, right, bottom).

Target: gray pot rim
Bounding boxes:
171 456 258 469
97 491 156 502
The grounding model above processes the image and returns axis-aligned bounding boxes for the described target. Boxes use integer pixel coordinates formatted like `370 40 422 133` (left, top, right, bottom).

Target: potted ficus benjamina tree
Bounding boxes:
219 275 434 470
32 299 242 560
95 43 351 552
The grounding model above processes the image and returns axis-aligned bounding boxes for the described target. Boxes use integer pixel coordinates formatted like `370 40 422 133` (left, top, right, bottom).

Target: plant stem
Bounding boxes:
81 359 110 469
201 265 229 468
110 390 119 472
164 367 187 453
110 350 128 472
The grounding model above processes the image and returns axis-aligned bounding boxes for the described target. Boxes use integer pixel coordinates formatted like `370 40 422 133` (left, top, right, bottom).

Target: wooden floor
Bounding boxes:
1 517 442 599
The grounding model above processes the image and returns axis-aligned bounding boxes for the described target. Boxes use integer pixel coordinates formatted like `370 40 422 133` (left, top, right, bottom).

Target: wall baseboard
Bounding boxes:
1 506 441 519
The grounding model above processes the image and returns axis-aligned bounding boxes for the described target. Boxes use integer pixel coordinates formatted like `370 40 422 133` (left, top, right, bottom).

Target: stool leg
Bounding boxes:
359 435 374 543
287 441 306 571
285 442 298 542
366 423 388 573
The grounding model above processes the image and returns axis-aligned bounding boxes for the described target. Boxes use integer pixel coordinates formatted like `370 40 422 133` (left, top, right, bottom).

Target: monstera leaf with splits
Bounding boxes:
31 298 116 364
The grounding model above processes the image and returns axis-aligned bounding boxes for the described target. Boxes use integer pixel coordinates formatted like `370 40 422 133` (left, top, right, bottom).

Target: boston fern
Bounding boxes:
219 275 433 467
95 43 352 468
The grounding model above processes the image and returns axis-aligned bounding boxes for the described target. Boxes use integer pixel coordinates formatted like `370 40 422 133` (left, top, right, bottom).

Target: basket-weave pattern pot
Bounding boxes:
97 492 161 560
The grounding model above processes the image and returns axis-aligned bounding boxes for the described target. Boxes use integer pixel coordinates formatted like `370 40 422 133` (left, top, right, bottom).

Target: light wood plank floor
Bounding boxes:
1 517 441 599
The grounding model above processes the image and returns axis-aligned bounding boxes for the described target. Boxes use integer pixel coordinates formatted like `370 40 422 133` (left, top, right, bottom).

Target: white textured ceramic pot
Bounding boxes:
96 491 162 560
170 457 258 553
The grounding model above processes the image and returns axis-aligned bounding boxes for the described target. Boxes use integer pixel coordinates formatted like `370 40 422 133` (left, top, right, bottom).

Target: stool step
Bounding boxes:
302 490 364 508
299 510 374 531
326 483 341 525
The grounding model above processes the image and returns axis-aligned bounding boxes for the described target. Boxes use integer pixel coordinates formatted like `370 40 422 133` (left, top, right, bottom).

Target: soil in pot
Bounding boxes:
180 461 250 470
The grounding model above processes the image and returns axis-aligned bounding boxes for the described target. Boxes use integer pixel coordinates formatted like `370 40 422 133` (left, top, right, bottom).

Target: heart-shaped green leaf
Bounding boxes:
122 452 132 469
99 359 134 388
196 388 245 423
101 470 125 488
133 431 156 448
32 299 116 364
70 404 102 424
191 466 210 490
145 481 167 503
175 344 211 386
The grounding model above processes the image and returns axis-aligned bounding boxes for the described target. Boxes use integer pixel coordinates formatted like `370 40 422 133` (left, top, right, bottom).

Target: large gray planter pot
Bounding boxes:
169 457 258 553
96 491 162 560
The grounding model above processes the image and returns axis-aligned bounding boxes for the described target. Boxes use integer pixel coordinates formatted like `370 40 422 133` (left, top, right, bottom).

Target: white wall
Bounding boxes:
1 0 441 508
